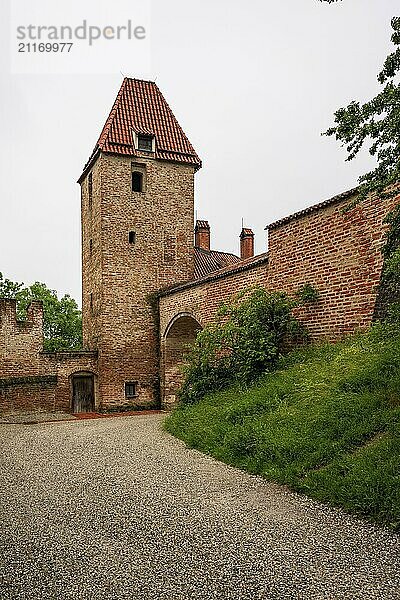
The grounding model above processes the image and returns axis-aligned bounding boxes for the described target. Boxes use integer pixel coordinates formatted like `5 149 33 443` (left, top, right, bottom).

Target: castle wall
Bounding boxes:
159 191 399 406
159 260 268 406
0 299 98 415
160 259 268 337
267 191 398 338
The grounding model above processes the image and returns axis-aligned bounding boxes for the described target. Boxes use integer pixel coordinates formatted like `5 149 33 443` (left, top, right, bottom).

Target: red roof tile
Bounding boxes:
161 252 269 297
80 78 201 179
194 247 241 279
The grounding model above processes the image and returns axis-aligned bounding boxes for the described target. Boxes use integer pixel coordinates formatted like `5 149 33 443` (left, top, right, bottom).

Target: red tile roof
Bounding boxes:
80 78 201 180
161 252 269 297
194 247 241 279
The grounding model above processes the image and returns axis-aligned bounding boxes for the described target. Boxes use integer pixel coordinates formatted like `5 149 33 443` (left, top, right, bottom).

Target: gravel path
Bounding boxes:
0 414 399 600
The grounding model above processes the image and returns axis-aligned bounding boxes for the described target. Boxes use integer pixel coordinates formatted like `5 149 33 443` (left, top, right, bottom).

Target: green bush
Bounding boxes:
179 287 305 405
295 283 320 303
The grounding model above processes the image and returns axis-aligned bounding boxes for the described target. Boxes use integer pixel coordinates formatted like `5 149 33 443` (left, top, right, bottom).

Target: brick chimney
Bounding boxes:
240 227 254 260
195 220 210 251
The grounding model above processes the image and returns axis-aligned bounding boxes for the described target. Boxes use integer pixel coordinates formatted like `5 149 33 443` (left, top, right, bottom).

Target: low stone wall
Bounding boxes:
0 376 58 414
0 299 98 415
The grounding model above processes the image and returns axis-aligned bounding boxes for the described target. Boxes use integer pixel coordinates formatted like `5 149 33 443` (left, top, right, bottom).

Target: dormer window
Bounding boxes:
137 135 154 152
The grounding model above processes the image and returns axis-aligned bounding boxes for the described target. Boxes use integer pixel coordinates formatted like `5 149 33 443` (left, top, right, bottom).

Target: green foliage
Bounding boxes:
324 16 400 312
179 287 305 405
324 17 400 205
166 322 400 530
0 273 82 352
0 272 23 298
295 283 320 303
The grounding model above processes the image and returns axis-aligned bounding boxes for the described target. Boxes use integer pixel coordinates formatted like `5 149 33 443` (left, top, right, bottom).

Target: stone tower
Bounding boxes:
78 78 202 409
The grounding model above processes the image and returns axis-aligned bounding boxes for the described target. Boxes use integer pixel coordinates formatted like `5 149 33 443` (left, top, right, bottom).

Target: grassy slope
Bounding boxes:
165 324 400 530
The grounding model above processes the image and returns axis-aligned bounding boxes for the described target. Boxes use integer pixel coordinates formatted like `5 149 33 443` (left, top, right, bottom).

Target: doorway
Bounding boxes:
72 374 95 413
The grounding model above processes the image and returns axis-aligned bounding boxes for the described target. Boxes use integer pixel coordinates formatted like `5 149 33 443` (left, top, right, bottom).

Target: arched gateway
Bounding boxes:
162 313 202 406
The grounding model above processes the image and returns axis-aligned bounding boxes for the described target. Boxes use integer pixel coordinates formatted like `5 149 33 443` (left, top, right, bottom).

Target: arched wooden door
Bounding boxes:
72 373 95 413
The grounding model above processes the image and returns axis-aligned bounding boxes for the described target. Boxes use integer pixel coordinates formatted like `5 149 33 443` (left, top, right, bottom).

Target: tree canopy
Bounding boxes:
0 273 82 352
324 16 400 206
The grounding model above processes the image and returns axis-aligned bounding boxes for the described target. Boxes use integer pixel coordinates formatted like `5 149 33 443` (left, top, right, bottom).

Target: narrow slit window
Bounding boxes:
125 382 137 398
90 293 93 312
88 172 93 209
132 171 143 193
129 231 136 245
89 239 93 255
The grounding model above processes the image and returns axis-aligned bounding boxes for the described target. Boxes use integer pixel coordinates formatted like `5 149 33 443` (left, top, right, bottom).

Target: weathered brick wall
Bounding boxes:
267 191 399 339
81 151 196 409
160 259 268 336
0 299 98 414
159 191 398 406
0 299 44 376
0 376 58 414
159 259 268 406
81 156 103 349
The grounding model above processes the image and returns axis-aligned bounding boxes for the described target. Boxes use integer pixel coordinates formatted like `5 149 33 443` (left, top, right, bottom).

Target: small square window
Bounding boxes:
137 135 153 152
125 382 137 398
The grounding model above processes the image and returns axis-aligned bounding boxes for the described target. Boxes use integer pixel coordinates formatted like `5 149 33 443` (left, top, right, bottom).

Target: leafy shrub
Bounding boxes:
179 287 306 405
296 283 320 303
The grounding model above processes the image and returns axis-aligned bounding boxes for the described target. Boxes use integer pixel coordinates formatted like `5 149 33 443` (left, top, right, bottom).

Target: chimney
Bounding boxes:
195 220 210 251
240 228 254 260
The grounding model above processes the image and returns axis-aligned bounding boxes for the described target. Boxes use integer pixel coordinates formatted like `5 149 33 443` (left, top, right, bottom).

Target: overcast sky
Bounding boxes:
0 0 398 303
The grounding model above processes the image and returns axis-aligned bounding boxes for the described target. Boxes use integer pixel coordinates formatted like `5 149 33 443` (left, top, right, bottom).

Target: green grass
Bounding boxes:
165 323 400 530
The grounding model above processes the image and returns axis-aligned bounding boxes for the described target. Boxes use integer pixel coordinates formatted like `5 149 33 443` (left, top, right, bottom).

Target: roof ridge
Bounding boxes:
195 247 240 259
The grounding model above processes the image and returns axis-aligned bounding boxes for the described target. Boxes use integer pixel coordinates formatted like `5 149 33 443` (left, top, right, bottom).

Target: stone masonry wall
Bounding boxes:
0 299 98 414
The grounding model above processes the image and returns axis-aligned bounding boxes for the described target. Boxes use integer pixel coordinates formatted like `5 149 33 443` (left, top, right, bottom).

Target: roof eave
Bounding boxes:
77 147 101 184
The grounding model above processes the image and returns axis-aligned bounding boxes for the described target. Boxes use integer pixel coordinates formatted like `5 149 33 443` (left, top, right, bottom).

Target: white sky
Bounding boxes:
0 0 398 303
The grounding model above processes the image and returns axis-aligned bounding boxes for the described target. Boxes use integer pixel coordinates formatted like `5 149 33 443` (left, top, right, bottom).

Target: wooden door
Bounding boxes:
72 375 94 413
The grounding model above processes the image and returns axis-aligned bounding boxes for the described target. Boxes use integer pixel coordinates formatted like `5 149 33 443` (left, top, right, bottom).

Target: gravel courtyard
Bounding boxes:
0 414 399 600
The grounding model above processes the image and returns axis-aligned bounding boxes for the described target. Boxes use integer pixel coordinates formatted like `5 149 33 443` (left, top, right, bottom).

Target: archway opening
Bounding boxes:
163 314 202 406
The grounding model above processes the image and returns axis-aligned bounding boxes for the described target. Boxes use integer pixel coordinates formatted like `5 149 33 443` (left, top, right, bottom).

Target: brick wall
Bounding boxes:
267 191 399 339
158 191 398 407
0 299 98 414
